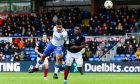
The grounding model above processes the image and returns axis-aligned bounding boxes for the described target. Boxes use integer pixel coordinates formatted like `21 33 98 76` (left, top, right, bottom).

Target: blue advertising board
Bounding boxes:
1 61 140 73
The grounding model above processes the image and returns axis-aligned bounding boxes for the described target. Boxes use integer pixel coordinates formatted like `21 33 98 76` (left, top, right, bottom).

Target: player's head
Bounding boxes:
56 21 63 33
41 34 48 42
74 25 81 35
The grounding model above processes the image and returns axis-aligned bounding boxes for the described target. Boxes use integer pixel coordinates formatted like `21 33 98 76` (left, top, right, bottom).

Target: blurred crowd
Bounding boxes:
88 7 140 36
0 7 84 37
83 38 118 61
117 36 137 55
0 7 139 37
0 38 36 61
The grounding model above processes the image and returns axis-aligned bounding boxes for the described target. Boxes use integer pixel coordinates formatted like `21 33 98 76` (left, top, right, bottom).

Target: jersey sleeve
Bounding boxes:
36 41 40 47
53 26 57 32
65 36 69 45
64 37 69 48
64 30 68 41
64 31 69 47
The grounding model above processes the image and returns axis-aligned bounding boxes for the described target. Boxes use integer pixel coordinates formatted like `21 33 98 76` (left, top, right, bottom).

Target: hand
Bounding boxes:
70 46 75 49
70 46 78 49
39 54 44 57
46 56 50 59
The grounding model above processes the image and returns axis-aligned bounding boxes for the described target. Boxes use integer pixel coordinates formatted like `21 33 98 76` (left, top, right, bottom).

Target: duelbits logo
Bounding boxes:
0 62 20 72
85 63 121 72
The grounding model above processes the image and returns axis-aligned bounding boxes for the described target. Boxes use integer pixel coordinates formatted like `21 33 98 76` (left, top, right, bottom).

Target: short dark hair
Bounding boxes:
42 34 47 38
74 24 81 30
75 24 81 28
56 21 62 25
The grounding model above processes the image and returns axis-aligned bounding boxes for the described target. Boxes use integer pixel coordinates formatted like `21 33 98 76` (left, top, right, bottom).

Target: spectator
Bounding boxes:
84 47 92 60
135 46 140 60
127 45 134 54
24 39 30 48
19 51 24 61
18 41 24 50
117 44 123 55
10 54 14 61
0 46 4 52
3 43 9 55
13 38 20 44
5 55 10 61
53 15 58 23
0 51 3 61
122 45 128 54
96 46 103 57
14 46 20 53
14 52 20 61
29 39 35 48
9 44 15 55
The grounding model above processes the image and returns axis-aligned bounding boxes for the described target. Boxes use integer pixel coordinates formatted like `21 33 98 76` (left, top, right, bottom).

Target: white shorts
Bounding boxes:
65 50 83 67
37 56 49 68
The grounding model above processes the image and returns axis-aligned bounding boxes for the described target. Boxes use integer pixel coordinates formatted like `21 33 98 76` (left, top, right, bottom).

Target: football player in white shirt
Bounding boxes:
33 21 68 79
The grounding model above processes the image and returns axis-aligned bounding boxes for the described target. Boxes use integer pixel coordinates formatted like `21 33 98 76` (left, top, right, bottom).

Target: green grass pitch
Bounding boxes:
0 72 140 84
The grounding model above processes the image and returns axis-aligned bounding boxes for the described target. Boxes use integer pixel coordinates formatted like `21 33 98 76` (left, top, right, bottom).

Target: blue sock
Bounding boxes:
38 61 43 65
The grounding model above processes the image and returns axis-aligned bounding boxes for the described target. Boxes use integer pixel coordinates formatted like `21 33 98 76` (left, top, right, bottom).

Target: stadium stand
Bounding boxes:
0 7 139 62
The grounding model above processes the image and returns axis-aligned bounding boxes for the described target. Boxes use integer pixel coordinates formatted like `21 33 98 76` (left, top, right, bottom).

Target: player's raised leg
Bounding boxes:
37 42 54 67
32 42 53 72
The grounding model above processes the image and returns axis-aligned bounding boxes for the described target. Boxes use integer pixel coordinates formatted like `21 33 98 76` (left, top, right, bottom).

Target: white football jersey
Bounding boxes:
51 26 68 46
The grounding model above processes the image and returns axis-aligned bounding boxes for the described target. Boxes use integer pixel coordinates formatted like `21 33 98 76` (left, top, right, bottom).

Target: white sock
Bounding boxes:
35 63 40 68
54 67 59 74
64 80 67 81
54 64 60 74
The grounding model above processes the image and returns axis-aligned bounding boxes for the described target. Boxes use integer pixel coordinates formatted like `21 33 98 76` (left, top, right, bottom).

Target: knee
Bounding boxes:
41 55 47 60
44 64 49 69
42 56 46 60
56 54 61 60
